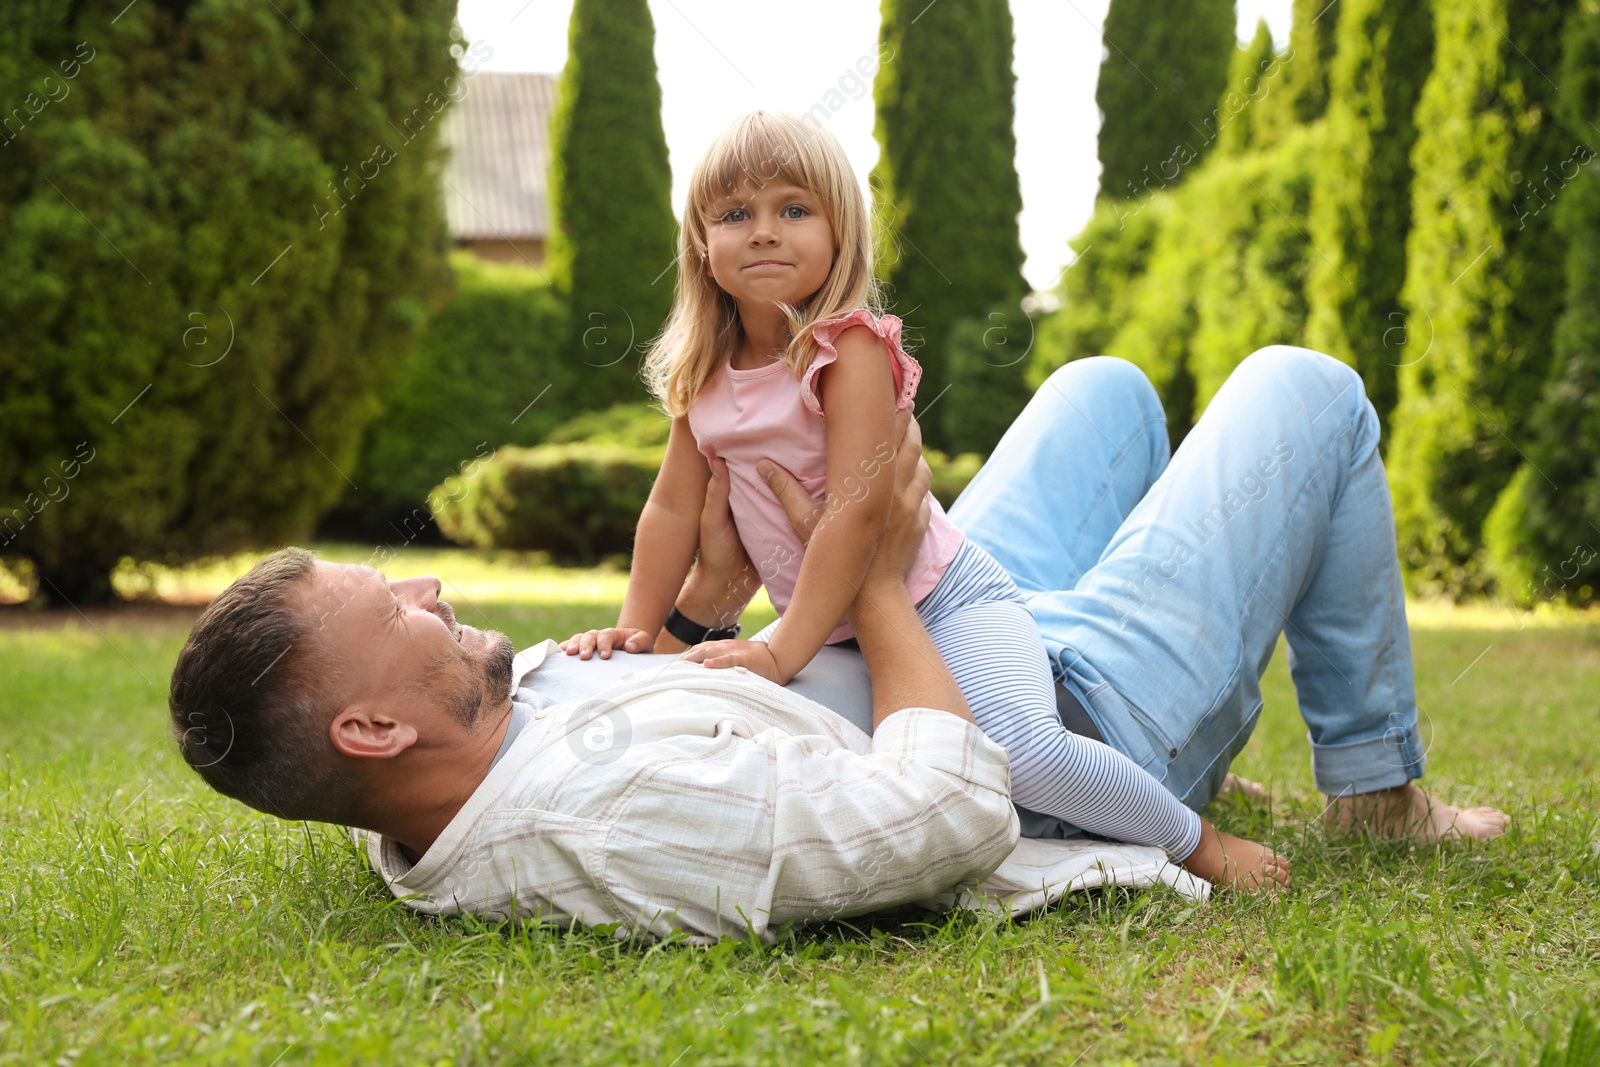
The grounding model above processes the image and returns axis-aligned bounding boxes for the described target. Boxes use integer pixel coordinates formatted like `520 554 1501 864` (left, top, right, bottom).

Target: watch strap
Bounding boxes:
664 606 740 645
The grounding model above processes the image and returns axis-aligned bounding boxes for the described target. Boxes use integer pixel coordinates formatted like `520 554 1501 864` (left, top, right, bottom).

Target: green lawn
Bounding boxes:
2 546 1598 1065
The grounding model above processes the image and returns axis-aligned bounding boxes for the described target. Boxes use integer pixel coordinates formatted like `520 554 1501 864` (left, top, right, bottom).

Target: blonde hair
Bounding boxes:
643 110 885 416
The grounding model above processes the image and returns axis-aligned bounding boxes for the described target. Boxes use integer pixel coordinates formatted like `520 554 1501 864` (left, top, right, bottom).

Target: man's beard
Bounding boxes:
436 599 517 729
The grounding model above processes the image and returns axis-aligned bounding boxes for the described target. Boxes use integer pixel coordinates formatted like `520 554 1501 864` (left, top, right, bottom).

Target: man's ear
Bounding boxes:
329 704 418 760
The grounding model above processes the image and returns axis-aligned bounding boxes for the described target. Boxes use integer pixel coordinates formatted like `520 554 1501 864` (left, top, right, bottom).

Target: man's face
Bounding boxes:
703 177 836 320
301 562 515 737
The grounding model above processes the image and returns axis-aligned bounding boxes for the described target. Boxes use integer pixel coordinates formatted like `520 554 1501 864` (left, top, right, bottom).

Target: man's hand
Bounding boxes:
561 627 654 659
758 406 924 551
694 456 757 594
678 638 786 684
864 407 932 586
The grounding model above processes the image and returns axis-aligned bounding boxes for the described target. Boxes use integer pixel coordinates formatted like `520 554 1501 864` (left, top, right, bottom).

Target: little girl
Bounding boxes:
563 111 1286 891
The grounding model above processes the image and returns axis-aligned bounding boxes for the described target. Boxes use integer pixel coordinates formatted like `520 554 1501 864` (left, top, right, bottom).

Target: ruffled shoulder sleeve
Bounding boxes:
799 309 922 417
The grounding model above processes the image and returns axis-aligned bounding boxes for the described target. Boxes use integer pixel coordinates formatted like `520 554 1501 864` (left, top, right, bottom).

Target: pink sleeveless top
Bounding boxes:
685 309 966 644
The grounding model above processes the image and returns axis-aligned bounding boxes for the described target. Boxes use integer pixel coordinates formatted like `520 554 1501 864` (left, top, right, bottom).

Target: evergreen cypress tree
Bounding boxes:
1093 194 1202 442
1278 0 1341 125
1184 126 1322 410
1389 0 1576 597
1031 4 1325 451
1103 125 1324 444
545 0 676 406
1483 3 1600 605
1304 0 1434 437
1027 196 1167 386
872 0 1028 447
0 0 457 601
1214 20 1281 157
1094 0 1236 199
943 301 1036 455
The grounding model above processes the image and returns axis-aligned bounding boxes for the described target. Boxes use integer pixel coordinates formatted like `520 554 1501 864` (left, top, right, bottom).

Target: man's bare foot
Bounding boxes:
1324 783 1508 842
1220 772 1270 801
1181 817 1291 893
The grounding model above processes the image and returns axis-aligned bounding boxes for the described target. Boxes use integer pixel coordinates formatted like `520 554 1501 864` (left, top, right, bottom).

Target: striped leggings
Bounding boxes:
907 539 1203 860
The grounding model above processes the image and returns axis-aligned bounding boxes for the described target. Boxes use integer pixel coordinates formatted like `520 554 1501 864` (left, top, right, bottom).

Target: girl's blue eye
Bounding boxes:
718 205 808 222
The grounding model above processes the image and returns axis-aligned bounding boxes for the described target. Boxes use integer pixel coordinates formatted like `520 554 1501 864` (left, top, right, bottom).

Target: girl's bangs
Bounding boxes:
695 120 823 216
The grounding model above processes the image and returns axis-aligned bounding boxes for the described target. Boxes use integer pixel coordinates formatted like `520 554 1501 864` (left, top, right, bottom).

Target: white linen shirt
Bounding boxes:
352 641 1021 941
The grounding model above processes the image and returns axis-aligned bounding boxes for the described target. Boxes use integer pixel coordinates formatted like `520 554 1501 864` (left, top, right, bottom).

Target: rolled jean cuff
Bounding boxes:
1308 723 1426 797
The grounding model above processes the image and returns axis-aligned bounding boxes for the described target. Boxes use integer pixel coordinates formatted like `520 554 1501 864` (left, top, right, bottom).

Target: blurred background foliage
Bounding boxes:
2 0 1597 607
321 251 584 542
0 0 458 600
1029 0 1600 605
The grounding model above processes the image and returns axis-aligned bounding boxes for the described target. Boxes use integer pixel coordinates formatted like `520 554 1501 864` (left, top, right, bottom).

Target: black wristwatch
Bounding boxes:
664 606 741 645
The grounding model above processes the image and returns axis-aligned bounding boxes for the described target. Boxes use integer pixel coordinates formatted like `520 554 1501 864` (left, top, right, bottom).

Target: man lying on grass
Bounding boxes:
169 347 1507 938
166 410 1274 939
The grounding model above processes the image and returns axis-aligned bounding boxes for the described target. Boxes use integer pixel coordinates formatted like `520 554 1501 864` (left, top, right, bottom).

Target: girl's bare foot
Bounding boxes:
1180 818 1291 892
1324 783 1508 842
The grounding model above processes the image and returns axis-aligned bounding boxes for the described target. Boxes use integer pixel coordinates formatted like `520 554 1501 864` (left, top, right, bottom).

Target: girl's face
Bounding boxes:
702 177 836 320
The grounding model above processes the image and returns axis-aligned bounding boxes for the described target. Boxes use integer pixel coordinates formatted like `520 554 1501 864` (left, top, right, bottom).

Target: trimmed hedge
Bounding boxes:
544 402 670 447
431 442 663 564
429 405 983 561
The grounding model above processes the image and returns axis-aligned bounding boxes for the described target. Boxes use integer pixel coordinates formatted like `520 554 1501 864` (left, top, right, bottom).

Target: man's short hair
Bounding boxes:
169 547 357 823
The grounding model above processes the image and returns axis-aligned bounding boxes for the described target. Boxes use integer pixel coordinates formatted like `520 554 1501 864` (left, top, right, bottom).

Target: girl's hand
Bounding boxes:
561 627 654 659
678 639 787 685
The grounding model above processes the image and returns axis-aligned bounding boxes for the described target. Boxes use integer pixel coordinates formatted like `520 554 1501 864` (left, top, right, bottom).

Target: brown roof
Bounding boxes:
440 71 556 241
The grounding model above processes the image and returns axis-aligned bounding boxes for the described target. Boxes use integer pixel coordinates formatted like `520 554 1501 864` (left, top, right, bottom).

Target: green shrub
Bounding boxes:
1269 0 1342 132
428 401 982 560
544 402 671 447
430 442 662 564
1093 0 1235 198
1027 197 1167 388
1216 0 1338 159
1214 20 1283 157
1033 126 1322 448
1076 195 1201 442
1180 125 1322 411
0 0 458 601
926 450 985 512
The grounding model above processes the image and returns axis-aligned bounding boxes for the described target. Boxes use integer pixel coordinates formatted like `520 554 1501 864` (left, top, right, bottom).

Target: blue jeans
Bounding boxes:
949 347 1425 812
